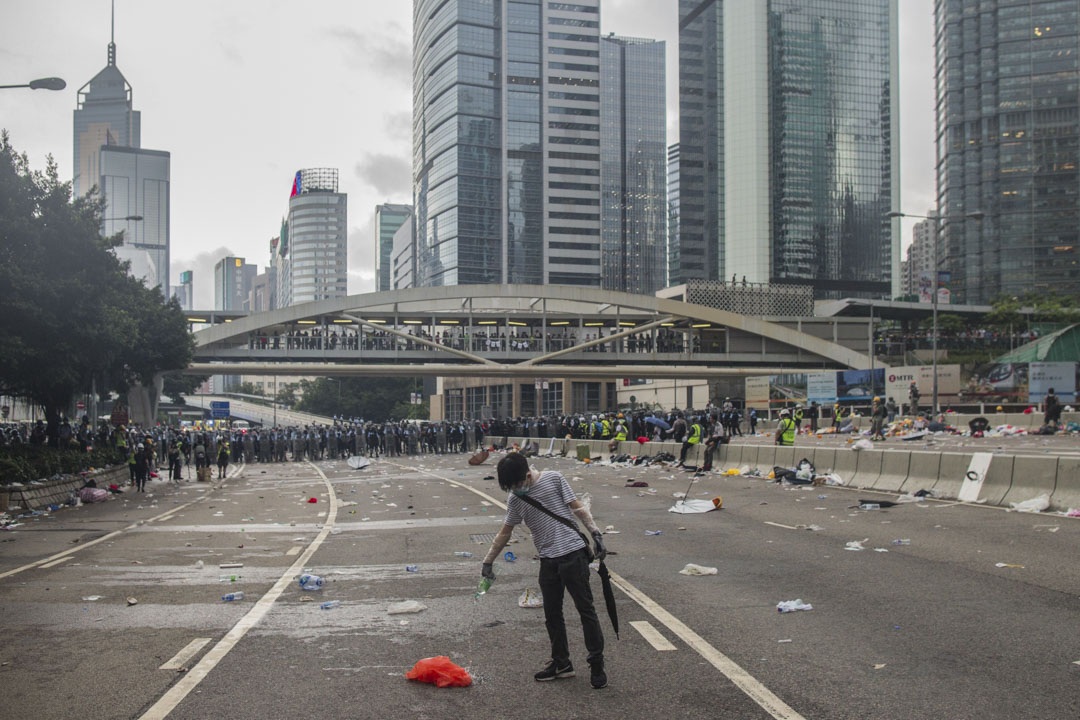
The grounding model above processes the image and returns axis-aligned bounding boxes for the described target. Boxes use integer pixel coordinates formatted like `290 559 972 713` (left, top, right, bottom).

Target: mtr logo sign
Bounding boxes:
888 373 915 384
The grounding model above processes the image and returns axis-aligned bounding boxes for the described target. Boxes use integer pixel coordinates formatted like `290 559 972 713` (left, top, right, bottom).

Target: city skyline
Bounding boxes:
2 0 936 307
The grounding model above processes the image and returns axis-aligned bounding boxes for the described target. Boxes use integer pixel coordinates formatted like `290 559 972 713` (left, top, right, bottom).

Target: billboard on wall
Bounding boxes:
835 369 885 404
1029 362 1077 402
807 372 838 404
745 375 770 409
885 365 961 404
769 373 807 405
964 362 1029 403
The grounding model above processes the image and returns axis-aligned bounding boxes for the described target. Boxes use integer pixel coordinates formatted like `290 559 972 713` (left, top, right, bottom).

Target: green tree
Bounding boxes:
0 132 193 444
297 377 423 421
163 374 208 401
984 294 1023 333
919 313 967 335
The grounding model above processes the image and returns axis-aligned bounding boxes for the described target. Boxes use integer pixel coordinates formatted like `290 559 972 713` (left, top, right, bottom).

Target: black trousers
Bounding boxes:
538 548 604 667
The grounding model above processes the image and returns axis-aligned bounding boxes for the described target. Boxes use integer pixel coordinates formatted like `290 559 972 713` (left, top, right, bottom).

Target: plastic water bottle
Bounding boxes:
222 592 244 602
892 539 911 546
475 577 494 598
504 551 516 563
453 551 473 558
319 600 341 609
405 565 419 573
299 573 324 590
859 503 881 510
218 574 241 582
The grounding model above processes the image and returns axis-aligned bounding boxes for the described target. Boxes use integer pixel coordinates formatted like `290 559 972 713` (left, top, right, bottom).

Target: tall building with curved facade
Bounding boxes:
279 168 347 307
412 0 603 288
935 0 1080 303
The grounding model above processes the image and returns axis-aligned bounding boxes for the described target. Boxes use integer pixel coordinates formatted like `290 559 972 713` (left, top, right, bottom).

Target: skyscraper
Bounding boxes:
280 169 347 306
667 143 681 288
74 7 172 296
214 257 257 311
173 270 193 311
412 0 602 288
935 0 1080 303
375 204 412 292
676 0 899 299
599 35 667 296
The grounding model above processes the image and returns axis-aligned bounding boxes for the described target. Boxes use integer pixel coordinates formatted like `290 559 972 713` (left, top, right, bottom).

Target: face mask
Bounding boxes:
512 487 530 497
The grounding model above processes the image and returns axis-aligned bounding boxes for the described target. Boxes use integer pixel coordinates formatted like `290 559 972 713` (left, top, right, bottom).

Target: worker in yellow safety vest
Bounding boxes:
614 414 627 441
601 416 612 439
776 409 797 447
678 417 703 466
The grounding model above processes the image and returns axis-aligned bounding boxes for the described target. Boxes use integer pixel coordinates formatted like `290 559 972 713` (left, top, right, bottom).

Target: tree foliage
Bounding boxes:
296 377 424 421
0 132 193 442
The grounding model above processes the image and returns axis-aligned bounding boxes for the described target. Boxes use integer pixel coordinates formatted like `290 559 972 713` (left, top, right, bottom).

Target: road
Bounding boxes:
1 452 1078 719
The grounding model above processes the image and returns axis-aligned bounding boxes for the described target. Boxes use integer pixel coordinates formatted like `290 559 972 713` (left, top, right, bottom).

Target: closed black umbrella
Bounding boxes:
596 561 619 639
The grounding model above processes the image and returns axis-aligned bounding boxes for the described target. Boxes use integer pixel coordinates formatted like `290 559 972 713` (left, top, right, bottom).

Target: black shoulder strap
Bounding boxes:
517 494 593 551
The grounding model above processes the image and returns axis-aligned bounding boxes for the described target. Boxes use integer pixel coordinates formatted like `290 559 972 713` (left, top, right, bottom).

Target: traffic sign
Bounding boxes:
76 401 85 410
209 401 230 410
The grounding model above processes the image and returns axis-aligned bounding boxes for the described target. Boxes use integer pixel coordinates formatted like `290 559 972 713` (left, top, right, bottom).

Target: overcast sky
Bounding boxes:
1 0 935 308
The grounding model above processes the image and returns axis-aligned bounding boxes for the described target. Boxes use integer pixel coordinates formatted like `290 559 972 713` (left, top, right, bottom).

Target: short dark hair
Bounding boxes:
497 452 529 491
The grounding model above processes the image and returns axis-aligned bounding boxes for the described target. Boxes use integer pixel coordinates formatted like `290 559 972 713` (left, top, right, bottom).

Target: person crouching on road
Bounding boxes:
480 452 609 689
775 409 796 447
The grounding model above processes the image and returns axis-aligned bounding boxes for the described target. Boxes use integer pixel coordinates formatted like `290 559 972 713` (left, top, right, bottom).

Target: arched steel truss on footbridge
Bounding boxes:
185 284 881 379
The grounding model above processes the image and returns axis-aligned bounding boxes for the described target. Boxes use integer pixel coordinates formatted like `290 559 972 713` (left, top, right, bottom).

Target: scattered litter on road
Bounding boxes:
892 539 911 545
405 565 419 573
777 599 813 613
1066 508 1080 518
307 498 318 503
874 664 886 670
405 656 472 688
483 620 505 628
995 562 1024 568
679 563 718 576
126 597 138 606
845 538 869 551
852 438 874 451
778 639 793 644
668 499 718 514
346 456 371 470
603 525 619 534
1008 494 1050 513
873 548 889 553
625 481 649 488
859 503 882 510
388 600 428 615
220 563 243 569
194 560 204 569
222 592 244 602
453 551 473 558
504 551 516 562
518 588 543 608
299 573 325 589
82 595 102 601
645 530 663 536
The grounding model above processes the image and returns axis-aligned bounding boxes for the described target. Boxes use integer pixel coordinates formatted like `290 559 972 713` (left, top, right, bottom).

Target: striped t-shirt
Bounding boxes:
505 470 587 559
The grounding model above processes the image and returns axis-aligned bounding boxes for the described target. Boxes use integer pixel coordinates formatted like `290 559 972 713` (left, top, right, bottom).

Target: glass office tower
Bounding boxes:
375 204 412 292
668 143 681 288
599 35 667 295
677 0 899 298
935 0 1080 303
100 146 170 295
281 169 348 306
412 0 603 288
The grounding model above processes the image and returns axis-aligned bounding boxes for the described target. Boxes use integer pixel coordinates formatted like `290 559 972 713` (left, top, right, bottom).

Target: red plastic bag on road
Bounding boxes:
307 497 318 503
405 656 472 688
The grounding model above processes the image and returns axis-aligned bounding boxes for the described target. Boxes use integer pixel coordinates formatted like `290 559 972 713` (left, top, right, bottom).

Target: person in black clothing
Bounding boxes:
1044 388 1062 428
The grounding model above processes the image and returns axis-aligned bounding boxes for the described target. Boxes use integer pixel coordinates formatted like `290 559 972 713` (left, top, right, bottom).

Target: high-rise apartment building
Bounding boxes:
676 0 899 298
935 0 1080 303
667 143 681 289
280 169 347 306
375 204 412 292
599 34 667 295
74 14 173 297
412 0 603 288
901 213 940 298
214 257 257 312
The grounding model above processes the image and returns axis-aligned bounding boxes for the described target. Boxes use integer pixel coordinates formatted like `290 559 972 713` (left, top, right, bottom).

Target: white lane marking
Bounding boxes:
139 461 337 720
612 570 804 720
630 620 677 651
317 511 327 517
155 513 177 523
285 546 302 556
159 638 212 671
390 460 804 720
39 556 73 569
130 516 502 534
763 521 800 531
0 462 245 582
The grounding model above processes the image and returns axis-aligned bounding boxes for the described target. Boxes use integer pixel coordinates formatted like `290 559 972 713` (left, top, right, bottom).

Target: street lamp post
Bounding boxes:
887 210 984 415
0 77 66 91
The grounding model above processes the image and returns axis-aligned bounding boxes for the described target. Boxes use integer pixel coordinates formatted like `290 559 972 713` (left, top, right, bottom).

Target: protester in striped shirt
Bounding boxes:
481 452 609 689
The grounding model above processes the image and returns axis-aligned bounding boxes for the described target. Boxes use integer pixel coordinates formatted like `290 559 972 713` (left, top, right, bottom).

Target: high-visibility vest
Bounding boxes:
778 418 796 446
794 409 804 423
614 423 627 441
601 419 611 438
688 423 702 444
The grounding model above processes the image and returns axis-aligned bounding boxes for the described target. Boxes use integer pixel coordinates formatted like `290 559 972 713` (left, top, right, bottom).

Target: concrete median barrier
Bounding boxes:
1001 455 1059 508
872 450 910 492
812 447 837 475
756 445 778 471
721 443 743 468
773 446 795 469
977 455 1015 506
934 452 974 500
1049 456 1080 511
854 449 883 488
900 451 941 495
832 448 859 485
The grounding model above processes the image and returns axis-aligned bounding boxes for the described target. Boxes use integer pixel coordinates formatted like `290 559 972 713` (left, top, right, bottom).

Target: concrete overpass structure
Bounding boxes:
185 285 881 381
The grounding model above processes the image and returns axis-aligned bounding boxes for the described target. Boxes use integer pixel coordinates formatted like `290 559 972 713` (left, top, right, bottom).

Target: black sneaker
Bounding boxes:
590 664 607 689
534 660 575 682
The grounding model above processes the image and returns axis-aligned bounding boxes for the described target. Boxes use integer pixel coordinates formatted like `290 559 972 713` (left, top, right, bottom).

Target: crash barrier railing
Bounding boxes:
493 436 1076 512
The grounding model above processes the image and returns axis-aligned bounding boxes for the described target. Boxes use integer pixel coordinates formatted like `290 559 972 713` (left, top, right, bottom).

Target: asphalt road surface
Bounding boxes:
2 453 1078 720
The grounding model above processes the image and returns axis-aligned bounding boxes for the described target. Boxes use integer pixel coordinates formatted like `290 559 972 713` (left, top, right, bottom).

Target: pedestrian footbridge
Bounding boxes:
185 285 879 379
